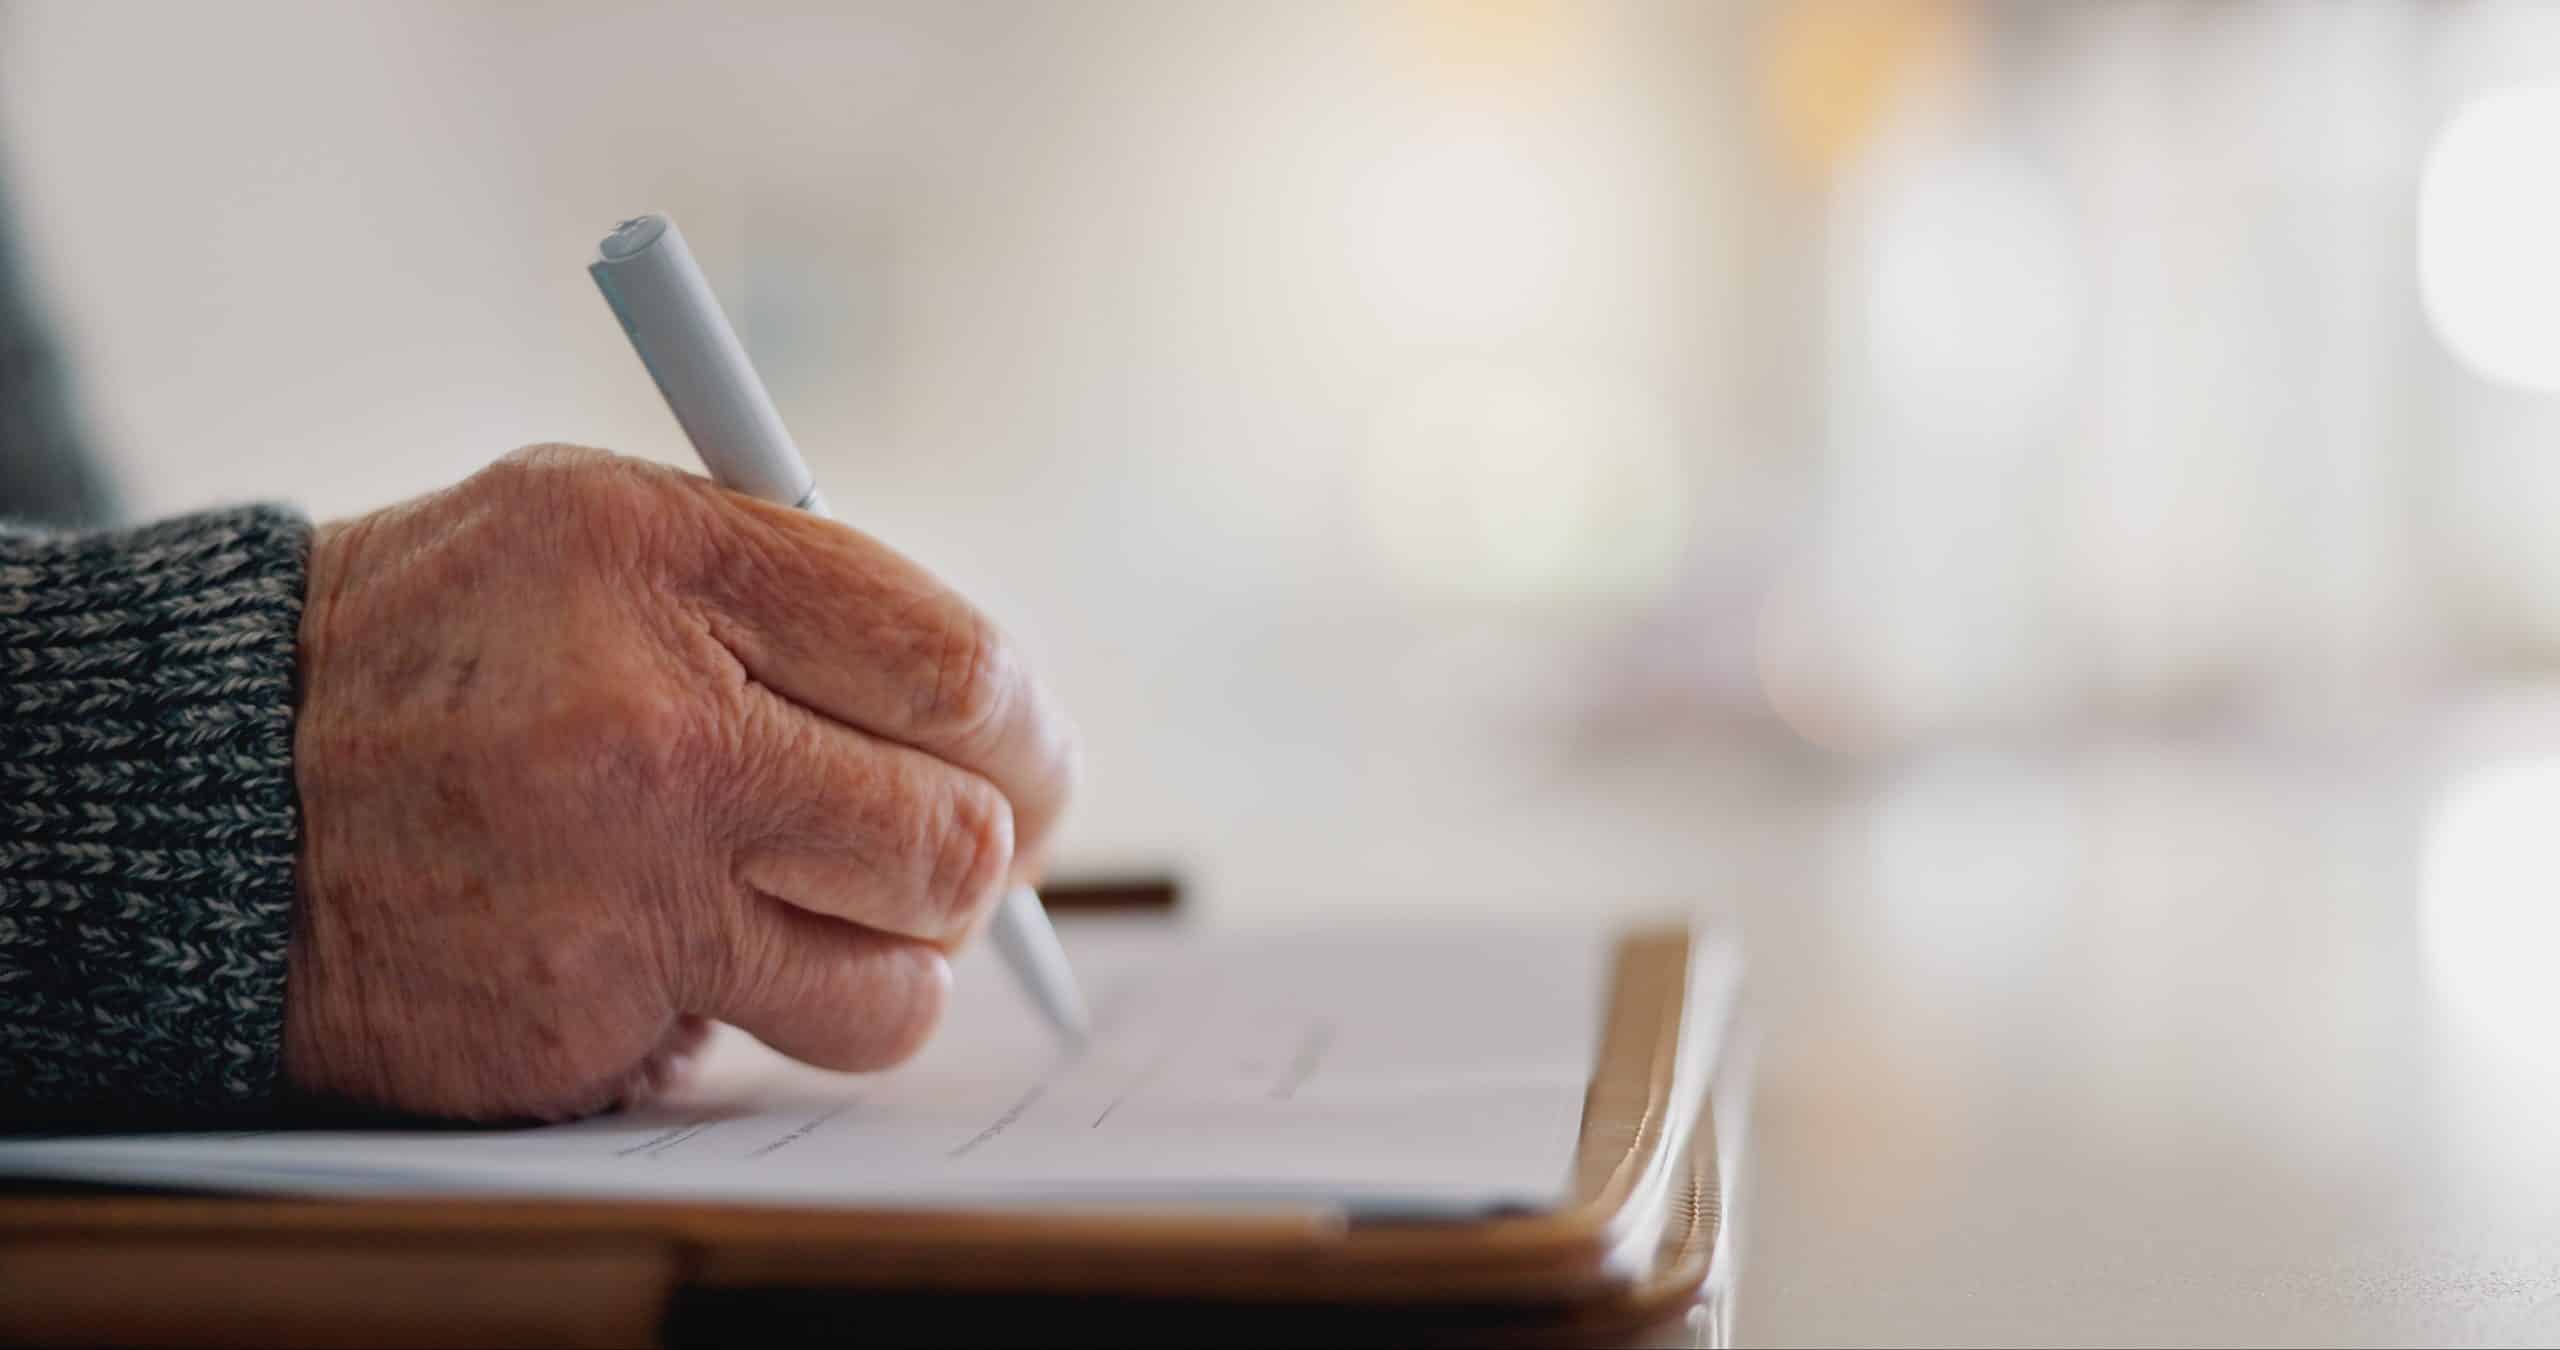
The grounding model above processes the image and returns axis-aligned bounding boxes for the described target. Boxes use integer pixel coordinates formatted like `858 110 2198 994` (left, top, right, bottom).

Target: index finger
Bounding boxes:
679 484 1077 872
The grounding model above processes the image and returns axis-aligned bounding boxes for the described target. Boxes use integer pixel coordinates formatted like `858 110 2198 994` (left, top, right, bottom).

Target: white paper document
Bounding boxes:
0 921 1622 1216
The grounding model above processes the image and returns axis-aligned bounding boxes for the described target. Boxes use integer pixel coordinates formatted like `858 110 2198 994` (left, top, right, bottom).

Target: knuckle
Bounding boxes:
485 443 695 567
474 444 614 520
622 680 713 761
867 948 952 1068
1041 706 1084 813
494 441 613 476
562 674 723 800
915 604 1011 743
929 775 1014 925
1015 748 1078 862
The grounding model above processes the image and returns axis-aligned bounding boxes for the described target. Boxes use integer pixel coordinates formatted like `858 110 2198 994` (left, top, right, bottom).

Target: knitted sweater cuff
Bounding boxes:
0 504 309 1117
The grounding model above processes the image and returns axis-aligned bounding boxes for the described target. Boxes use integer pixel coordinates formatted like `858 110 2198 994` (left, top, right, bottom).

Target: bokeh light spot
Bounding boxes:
2419 86 2560 394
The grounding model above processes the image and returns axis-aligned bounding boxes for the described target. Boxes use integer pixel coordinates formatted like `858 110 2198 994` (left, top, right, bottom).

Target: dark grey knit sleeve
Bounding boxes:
0 504 309 1118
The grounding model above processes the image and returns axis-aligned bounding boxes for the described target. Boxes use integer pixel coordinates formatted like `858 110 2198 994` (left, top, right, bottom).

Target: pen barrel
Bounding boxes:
588 215 814 508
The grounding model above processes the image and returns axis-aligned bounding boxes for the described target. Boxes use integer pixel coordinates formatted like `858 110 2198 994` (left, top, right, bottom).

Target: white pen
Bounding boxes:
588 212 1091 1043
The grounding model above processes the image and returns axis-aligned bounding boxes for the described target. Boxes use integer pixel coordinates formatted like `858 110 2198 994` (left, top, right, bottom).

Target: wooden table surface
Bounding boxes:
1710 719 2560 1345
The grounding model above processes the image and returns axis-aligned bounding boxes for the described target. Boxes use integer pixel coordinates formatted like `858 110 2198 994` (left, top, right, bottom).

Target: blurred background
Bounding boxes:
11 1 2560 1339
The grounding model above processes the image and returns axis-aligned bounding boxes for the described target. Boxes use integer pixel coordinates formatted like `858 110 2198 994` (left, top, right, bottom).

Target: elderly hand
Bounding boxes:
281 446 1076 1121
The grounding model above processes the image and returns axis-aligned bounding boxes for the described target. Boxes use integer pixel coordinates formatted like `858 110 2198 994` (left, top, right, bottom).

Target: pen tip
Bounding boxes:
1043 991 1094 1047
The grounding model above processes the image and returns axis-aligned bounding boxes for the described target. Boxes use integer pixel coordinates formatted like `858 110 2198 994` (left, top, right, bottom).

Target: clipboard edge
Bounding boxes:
0 922 1730 1309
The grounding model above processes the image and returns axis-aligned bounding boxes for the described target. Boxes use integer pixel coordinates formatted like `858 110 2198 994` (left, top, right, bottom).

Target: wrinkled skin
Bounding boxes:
283 445 1076 1121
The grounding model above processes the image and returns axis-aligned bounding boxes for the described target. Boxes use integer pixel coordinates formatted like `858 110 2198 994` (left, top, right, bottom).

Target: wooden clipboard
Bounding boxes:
0 925 1736 1347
